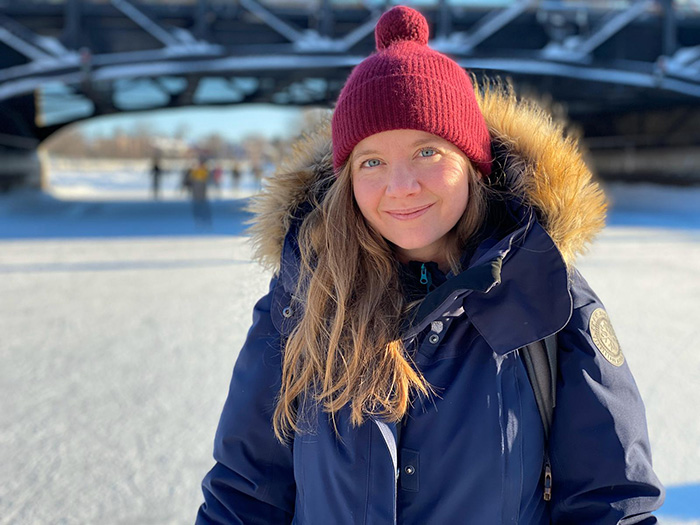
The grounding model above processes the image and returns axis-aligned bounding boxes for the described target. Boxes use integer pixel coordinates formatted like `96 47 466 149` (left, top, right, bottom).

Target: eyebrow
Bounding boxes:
352 148 380 160
352 137 438 161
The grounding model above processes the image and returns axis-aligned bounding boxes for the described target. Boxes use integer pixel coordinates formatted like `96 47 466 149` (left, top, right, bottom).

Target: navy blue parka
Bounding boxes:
197 89 664 524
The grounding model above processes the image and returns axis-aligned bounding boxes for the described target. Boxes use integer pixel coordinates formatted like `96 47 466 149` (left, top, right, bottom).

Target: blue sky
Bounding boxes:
79 104 309 142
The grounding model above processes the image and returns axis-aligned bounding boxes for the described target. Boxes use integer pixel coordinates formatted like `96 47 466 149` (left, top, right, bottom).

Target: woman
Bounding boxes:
197 6 663 524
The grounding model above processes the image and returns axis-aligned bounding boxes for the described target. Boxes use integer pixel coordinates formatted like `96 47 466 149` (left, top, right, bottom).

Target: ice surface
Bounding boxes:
1 169 698 524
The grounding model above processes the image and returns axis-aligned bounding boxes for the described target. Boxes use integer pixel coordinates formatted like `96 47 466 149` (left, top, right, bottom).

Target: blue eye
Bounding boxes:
419 147 437 157
362 159 381 168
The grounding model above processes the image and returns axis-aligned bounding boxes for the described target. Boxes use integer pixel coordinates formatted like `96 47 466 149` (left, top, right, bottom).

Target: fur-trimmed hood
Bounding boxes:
248 83 607 274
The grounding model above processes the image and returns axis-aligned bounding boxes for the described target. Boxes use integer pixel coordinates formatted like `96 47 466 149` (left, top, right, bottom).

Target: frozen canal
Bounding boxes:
1 169 699 524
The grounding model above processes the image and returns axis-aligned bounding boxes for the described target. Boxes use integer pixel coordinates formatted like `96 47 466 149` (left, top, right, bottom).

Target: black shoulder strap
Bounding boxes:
522 334 558 501
522 334 558 441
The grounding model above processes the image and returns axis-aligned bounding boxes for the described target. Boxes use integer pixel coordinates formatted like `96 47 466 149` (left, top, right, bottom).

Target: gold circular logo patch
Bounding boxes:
590 308 624 367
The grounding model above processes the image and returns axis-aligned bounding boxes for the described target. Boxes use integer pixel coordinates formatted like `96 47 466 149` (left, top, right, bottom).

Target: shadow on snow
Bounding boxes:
0 190 254 239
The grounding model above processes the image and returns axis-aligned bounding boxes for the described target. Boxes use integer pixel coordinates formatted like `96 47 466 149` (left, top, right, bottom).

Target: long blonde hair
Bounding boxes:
272 160 488 442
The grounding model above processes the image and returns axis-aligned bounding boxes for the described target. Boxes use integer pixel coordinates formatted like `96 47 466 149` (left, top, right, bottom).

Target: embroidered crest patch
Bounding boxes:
589 308 624 367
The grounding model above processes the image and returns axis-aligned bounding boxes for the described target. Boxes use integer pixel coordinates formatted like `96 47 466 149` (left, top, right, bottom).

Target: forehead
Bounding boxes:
352 129 456 157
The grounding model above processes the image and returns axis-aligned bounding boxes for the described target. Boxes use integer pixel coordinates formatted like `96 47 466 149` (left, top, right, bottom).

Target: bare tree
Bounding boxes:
43 125 89 157
198 132 228 158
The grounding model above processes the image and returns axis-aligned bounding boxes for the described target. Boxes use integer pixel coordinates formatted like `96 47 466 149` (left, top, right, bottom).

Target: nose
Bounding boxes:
385 164 420 198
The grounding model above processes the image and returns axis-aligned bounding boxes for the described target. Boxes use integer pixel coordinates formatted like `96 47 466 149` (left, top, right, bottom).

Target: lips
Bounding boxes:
384 203 434 220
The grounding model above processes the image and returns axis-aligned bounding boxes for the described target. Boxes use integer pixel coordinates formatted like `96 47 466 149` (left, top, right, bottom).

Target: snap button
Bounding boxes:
282 306 292 318
428 334 440 344
400 448 420 492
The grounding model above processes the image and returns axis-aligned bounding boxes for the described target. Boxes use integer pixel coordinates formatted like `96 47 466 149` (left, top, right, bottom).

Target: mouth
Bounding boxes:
384 203 434 220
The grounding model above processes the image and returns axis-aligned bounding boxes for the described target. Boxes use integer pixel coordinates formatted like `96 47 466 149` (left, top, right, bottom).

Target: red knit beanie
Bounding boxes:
332 5 492 176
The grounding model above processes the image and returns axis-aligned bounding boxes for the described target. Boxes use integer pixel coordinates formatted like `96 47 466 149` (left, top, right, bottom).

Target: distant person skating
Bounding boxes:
151 157 162 200
251 163 263 189
180 167 192 196
211 164 223 199
230 163 241 189
190 160 211 228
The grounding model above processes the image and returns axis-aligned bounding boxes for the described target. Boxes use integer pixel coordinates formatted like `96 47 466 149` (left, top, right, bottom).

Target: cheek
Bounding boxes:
352 178 379 221
454 183 470 217
447 173 470 201
438 168 471 218
453 186 470 218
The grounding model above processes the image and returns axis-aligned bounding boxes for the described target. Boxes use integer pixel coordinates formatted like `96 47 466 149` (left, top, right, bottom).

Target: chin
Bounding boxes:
391 240 428 251
393 239 442 257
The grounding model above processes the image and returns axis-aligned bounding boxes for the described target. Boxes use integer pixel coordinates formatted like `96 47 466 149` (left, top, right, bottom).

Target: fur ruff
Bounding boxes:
248 83 607 274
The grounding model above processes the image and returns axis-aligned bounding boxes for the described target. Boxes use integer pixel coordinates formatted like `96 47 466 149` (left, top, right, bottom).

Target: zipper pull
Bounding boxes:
543 461 553 501
420 263 428 285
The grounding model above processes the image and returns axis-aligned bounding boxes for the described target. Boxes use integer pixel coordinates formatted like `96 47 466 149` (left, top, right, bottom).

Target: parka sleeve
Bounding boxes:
196 278 295 524
549 270 664 524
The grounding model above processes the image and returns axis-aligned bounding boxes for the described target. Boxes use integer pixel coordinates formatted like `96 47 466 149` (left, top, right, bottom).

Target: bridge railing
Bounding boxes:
2 0 699 127
6 0 699 7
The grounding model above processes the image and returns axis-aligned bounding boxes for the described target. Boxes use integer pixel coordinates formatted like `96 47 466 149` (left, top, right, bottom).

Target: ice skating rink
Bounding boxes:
1 172 698 524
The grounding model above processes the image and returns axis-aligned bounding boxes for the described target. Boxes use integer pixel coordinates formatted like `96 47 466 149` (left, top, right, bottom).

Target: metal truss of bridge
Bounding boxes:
1 0 700 187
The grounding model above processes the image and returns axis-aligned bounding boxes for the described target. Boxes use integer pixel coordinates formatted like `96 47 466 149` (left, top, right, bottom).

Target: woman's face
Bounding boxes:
351 129 472 266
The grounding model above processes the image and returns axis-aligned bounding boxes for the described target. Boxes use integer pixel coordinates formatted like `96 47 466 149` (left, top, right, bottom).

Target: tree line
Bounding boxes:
42 108 329 164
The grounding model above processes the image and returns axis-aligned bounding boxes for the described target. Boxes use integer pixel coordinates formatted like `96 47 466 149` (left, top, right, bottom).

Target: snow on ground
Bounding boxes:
1 167 699 524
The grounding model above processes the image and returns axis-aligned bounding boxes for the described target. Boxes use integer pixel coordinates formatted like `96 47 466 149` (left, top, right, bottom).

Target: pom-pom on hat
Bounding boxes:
332 5 492 175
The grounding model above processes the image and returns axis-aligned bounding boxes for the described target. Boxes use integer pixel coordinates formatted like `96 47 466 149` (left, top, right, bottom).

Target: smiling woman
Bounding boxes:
350 129 478 268
196 5 664 525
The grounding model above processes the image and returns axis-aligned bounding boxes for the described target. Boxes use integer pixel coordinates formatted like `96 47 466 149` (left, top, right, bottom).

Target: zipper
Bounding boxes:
543 454 553 501
373 420 398 525
419 263 432 292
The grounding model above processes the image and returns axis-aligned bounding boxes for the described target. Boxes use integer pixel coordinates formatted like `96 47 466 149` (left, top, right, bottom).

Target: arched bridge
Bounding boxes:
2 0 700 189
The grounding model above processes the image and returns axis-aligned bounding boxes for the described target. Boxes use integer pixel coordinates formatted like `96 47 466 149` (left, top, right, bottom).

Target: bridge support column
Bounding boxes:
590 147 700 185
0 148 44 192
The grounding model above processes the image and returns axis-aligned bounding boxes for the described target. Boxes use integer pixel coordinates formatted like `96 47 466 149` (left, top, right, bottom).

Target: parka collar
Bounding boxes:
408 211 572 355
